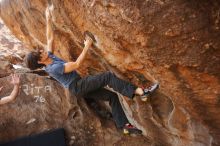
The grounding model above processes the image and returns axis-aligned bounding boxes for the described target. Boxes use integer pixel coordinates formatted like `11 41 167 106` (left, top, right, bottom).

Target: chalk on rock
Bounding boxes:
26 118 36 125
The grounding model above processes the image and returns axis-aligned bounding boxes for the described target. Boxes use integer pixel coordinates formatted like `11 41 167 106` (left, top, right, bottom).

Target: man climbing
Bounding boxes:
0 74 20 105
25 6 159 135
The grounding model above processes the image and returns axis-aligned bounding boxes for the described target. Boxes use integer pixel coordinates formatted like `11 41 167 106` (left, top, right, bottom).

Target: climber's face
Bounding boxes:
38 50 49 63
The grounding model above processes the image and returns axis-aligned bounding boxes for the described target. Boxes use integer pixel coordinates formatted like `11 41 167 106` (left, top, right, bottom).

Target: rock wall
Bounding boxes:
0 0 220 146
0 73 151 146
0 18 27 59
0 19 28 77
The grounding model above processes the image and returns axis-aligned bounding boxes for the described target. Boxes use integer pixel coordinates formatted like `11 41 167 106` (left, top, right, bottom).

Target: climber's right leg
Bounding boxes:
72 71 136 98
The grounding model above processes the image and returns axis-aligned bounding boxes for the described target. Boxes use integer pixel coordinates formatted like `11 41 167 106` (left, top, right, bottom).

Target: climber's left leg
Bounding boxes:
84 88 142 134
84 88 129 128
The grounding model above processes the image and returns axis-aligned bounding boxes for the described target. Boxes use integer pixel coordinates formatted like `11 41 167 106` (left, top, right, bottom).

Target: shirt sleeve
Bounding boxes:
51 63 64 74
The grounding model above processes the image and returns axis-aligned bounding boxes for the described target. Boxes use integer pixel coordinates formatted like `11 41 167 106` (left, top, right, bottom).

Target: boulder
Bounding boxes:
0 0 220 145
0 73 151 146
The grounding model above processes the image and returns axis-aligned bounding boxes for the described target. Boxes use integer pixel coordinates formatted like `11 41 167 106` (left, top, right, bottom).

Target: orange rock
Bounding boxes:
0 0 220 145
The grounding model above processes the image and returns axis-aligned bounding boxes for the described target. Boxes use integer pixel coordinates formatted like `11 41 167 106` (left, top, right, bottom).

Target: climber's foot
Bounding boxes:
123 123 142 135
84 31 96 43
140 82 159 102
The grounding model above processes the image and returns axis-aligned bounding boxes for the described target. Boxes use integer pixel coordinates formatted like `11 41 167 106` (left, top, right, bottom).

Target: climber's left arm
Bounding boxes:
64 38 93 73
46 6 54 53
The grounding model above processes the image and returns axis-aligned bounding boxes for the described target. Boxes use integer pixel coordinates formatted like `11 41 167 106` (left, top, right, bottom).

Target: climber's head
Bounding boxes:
37 49 50 63
25 50 48 70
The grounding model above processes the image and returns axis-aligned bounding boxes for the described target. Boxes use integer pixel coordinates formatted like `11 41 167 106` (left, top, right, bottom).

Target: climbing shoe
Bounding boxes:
140 82 159 101
123 123 142 135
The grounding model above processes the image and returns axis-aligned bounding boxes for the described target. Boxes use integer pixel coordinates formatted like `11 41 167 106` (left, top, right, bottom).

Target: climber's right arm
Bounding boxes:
46 7 54 54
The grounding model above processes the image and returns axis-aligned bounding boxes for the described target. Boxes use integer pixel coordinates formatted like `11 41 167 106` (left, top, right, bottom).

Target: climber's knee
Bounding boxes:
109 92 119 105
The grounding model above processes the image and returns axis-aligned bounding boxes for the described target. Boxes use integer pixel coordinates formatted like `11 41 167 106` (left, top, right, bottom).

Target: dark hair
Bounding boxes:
25 51 45 70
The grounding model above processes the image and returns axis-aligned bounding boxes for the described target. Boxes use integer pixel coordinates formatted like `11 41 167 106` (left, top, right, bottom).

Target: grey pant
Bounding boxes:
69 71 137 128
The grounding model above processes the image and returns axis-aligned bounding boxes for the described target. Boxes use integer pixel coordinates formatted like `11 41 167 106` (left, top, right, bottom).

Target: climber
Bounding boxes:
25 5 159 135
0 74 20 105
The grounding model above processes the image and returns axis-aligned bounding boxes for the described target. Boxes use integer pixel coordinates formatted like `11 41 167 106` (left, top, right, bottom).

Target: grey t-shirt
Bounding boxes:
45 52 81 88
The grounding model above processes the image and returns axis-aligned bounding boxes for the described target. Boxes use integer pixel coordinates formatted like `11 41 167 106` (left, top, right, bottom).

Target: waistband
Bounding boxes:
68 76 81 94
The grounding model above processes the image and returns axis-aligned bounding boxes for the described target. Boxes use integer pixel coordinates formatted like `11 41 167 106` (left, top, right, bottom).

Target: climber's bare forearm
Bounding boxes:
0 85 19 105
46 11 54 53
64 40 92 73
75 45 90 65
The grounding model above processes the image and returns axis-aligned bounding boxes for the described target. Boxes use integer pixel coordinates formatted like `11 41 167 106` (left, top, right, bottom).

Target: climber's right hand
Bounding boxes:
45 7 51 20
48 4 54 13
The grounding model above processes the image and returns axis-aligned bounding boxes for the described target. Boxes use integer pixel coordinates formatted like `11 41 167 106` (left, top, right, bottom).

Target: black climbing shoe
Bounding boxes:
123 123 142 135
140 82 159 101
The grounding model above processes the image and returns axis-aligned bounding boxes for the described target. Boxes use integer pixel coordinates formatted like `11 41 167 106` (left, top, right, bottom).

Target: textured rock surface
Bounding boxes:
0 0 220 146
0 19 28 77
0 19 27 61
0 73 150 146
